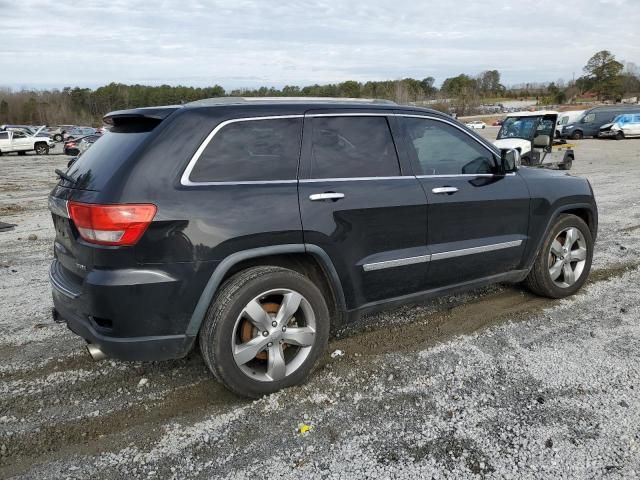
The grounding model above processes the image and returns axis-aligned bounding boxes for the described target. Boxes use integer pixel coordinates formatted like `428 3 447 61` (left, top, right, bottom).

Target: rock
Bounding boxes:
27 234 38 241
330 349 344 358
619 400 629 408
138 378 149 387
545 438 553 448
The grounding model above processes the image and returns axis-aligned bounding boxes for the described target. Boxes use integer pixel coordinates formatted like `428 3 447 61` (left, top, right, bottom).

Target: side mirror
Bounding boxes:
500 148 520 173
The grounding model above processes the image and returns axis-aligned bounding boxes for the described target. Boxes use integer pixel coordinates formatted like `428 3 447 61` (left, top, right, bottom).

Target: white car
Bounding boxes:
0 128 54 156
465 120 486 129
598 113 640 139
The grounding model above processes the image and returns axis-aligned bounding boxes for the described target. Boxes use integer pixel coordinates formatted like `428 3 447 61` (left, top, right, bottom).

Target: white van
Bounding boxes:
555 110 584 137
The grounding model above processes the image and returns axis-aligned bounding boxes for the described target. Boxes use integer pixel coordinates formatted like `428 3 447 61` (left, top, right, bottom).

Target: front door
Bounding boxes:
398 114 530 290
298 112 429 308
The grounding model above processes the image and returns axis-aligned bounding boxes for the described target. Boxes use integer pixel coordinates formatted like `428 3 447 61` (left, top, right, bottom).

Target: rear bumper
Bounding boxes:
49 260 197 361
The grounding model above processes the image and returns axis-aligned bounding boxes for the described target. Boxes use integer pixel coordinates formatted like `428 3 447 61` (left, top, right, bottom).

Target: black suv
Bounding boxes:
49 98 597 398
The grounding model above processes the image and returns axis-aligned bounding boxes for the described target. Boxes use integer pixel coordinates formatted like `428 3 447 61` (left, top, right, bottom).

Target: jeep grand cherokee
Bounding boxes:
49 98 597 398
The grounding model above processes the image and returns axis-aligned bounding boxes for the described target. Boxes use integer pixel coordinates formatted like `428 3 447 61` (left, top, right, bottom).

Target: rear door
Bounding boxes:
298 111 429 308
397 114 530 290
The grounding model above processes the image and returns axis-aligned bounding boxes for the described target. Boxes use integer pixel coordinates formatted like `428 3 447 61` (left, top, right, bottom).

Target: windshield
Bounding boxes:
497 116 539 140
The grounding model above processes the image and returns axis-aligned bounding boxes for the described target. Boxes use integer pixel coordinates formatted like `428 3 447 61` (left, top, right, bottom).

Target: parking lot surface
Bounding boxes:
1 136 639 479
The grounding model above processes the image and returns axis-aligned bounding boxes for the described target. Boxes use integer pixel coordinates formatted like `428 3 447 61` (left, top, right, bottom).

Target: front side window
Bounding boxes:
190 118 302 182
309 116 400 178
404 117 496 175
582 113 595 123
13 131 26 139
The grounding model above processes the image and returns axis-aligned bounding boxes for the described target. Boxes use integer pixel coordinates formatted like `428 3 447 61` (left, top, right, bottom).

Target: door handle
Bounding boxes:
432 187 458 195
309 192 345 201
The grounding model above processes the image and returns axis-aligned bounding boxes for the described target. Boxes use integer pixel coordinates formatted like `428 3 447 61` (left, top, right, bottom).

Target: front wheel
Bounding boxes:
571 130 584 140
615 131 625 140
199 266 330 398
524 214 593 298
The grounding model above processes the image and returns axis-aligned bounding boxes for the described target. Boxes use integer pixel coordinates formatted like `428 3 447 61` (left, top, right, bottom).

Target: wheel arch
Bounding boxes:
185 244 346 336
524 202 597 272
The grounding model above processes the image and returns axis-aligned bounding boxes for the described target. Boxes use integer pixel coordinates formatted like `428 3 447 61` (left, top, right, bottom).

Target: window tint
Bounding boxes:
309 116 399 178
633 115 640 123
582 113 595 123
404 118 496 175
0 132 8 140
13 131 26 138
190 118 302 182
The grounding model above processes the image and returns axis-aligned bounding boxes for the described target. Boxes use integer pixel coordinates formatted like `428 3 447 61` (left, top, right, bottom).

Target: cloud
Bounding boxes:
0 0 638 89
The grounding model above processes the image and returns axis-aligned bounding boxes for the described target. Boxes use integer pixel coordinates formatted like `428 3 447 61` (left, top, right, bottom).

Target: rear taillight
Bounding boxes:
67 202 157 246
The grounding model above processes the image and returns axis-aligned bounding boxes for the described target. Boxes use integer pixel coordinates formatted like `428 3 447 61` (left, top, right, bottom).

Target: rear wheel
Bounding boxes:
35 143 49 155
524 214 593 298
571 130 583 140
53 134 63 142
199 266 330 398
559 156 573 170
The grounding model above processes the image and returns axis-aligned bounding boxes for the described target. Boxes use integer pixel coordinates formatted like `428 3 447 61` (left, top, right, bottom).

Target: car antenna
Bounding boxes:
54 168 76 184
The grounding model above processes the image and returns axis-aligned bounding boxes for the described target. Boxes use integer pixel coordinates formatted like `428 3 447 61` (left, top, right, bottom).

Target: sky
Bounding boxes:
0 0 638 91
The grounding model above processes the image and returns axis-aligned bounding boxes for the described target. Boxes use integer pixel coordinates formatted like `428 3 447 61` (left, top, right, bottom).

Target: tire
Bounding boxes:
571 130 583 140
521 155 531 166
524 214 593 299
199 266 330 398
35 143 49 155
615 131 624 141
54 134 63 142
559 156 573 170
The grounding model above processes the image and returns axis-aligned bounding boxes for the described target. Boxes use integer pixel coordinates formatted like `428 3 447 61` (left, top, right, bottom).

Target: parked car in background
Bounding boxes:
561 105 640 139
555 110 584 137
47 125 75 142
63 136 88 156
49 98 597 398
0 128 53 155
78 134 101 154
64 127 97 140
465 120 486 129
598 112 640 139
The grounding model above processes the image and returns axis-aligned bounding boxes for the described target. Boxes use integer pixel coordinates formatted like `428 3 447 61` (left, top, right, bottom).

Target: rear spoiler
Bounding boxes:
103 106 181 126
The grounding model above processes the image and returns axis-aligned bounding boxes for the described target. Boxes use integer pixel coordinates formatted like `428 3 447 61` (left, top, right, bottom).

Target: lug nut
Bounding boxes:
282 326 287 332
267 342 273 347
272 321 277 327
262 331 269 337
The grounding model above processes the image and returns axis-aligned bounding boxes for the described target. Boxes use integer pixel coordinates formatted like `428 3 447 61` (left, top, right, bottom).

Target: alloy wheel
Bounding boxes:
548 227 588 288
231 289 316 382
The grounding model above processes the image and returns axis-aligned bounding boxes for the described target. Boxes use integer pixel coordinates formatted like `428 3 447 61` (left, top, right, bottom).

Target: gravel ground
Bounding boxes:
0 135 639 479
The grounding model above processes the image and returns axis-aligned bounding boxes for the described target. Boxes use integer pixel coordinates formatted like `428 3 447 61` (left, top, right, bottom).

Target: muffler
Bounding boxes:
87 343 107 361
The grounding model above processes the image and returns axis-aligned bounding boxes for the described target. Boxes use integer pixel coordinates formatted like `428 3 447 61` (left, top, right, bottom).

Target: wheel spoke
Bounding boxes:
242 299 272 331
549 259 564 280
275 292 302 326
283 326 315 347
267 344 286 381
563 263 576 285
233 336 269 366
572 246 587 261
550 239 563 257
565 228 578 248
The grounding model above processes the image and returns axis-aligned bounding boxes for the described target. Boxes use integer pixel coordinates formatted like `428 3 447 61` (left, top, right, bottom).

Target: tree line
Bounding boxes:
1 50 638 126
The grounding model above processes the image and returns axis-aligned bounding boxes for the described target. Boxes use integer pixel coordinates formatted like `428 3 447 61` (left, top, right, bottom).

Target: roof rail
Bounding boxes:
186 97 396 107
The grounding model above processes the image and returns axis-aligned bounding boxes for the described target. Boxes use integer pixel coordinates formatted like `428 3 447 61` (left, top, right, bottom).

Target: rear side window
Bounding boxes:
404 117 496 175
0 132 8 140
309 116 400 178
66 123 154 190
190 118 302 182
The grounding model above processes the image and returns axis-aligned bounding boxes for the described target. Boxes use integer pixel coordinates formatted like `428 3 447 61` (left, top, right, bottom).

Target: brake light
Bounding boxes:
67 202 156 246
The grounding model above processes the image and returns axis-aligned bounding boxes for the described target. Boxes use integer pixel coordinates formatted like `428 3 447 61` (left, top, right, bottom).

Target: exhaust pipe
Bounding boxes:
87 343 107 361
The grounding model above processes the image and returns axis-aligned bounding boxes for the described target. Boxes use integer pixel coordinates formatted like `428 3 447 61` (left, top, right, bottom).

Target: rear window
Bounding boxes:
65 124 153 191
189 118 302 182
